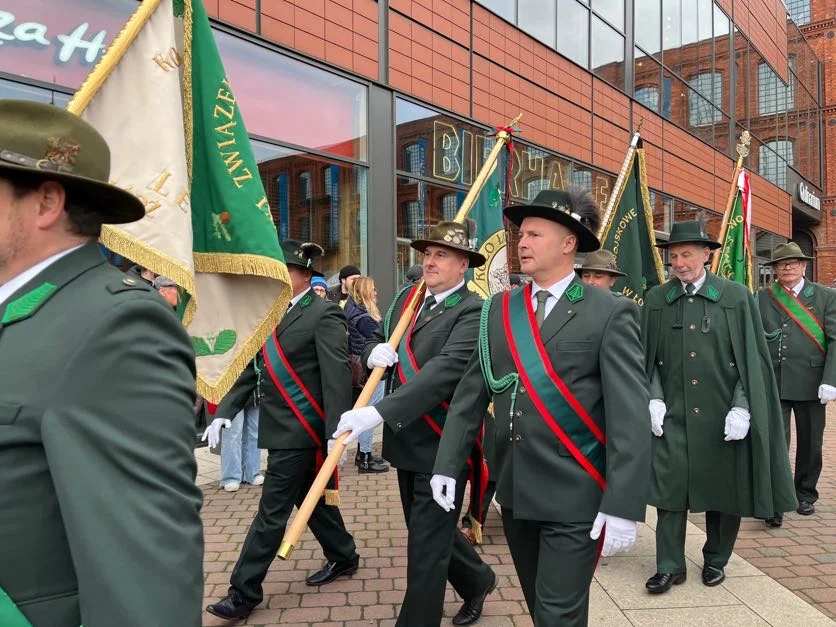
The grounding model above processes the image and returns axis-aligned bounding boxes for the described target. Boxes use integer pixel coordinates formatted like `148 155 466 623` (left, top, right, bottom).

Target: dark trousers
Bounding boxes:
782 400 825 503
655 509 740 573
501 507 597 627
395 469 494 627
230 448 357 605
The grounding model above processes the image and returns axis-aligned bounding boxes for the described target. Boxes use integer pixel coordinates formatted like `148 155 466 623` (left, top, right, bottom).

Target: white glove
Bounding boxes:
367 343 398 369
724 406 750 441
818 384 836 405
590 512 637 557
332 406 384 445
201 418 231 449
649 399 666 437
328 439 348 467
430 474 457 512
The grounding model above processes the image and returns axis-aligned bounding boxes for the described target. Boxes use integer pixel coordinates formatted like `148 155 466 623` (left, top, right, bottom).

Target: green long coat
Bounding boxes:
216 288 351 448
642 272 796 517
0 243 203 626
434 278 651 523
757 280 836 401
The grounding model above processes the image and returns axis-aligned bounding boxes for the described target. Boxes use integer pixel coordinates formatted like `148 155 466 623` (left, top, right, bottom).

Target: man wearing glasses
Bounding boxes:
758 242 836 527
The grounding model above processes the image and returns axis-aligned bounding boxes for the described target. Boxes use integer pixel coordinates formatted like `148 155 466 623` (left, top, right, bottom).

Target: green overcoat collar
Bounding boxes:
663 271 725 304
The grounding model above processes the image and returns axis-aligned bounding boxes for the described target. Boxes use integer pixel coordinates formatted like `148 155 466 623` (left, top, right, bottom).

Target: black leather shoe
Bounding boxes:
358 452 389 473
452 572 496 625
798 501 815 516
206 592 255 621
305 559 359 586
355 445 385 467
765 514 783 528
645 571 686 593
702 565 725 587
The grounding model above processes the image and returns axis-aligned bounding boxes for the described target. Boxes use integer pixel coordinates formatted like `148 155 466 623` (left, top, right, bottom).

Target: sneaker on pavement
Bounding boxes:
252 475 265 486
222 482 240 492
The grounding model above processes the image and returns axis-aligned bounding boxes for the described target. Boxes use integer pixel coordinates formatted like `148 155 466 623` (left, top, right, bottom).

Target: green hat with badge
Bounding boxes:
0 99 144 224
281 240 325 277
765 241 813 265
655 220 721 250
576 249 626 277
410 221 486 268
503 189 601 253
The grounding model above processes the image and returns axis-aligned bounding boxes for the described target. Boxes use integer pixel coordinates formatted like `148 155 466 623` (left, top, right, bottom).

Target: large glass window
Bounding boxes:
634 0 661 55
519 0 557 47
476 0 516 22
254 141 368 278
688 73 722 125
662 0 681 54
593 0 624 30
758 60 795 115
557 0 590 67
758 140 793 189
591 15 625 89
635 86 659 111
0 77 71 106
787 0 811 26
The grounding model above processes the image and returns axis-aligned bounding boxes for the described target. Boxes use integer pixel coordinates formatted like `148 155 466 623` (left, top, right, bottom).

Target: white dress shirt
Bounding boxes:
0 244 84 307
425 279 465 310
530 270 577 319
791 277 805 296
288 288 311 311
680 270 707 294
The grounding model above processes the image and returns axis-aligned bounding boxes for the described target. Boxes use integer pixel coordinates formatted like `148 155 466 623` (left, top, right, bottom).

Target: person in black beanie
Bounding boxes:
327 264 361 308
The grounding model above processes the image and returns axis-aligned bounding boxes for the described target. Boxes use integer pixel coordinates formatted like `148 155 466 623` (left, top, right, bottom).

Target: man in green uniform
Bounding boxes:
431 190 652 626
333 221 496 626
206 241 359 621
577 248 626 290
0 101 204 625
757 242 836 526
643 221 795 594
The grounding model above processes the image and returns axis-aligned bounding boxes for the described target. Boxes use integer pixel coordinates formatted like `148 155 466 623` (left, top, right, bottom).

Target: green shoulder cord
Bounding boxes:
381 283 414 394
478 295 520 420
253 357 263 401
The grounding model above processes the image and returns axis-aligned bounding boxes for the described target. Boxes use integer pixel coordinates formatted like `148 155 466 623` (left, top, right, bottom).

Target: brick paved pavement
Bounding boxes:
691 403 836 619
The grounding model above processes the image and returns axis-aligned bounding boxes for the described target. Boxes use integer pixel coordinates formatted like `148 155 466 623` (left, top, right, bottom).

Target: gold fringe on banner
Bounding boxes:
324 489 340 506
636 147 666 281
182 0 194 182
468 514 484 545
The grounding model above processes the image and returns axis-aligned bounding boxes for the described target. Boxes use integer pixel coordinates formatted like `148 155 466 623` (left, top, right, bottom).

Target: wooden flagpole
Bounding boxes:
710 130 751 274
277 113 523 560
596 126 641 239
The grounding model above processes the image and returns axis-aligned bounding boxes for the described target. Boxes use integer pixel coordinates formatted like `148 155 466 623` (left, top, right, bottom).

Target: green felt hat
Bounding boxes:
765 242 813 265
656 220 721 249
0 99 144 224
281 240 325 277
410 220 486 268
503 189 601 253
576 249 626 277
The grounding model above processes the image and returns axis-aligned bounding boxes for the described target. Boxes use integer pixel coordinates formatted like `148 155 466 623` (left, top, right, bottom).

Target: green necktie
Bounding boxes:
685 283 695 295
535 290 550 328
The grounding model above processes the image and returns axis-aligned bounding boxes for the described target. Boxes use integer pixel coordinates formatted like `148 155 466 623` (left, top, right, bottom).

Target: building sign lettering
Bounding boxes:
798 181 821 211
0 11 107 65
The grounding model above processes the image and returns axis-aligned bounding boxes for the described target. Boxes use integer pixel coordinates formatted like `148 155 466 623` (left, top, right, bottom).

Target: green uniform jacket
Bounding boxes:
434 279 651 523
216 288 351 449
757 280 836 401
363 283 481 474
0 243 203 627
642 272 796 517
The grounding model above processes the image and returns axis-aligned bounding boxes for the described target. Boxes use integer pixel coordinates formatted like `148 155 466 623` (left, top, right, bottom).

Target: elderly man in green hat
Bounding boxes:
757 242 836 527
0 101 204 625
430 190 652 626
642 221 795 594
333 220 496 626
206 240 359 621
577 248 626 290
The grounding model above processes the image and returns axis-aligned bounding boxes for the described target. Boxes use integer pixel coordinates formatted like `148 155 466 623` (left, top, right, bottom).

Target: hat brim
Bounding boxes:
410 239 486 268
0 160 145 224
574 266 626 278
656 239 722 250
286 260 324 278
503 204 600 253
765 254 814 265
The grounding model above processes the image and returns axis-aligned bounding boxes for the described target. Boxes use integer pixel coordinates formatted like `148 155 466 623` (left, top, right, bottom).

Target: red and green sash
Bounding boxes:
0 587 31 627
502 285 607 489
262 329 339 503
390 286 491 541
769 282 827 354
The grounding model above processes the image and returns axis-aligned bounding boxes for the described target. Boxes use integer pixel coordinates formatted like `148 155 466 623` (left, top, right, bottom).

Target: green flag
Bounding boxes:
712 169 754 290
68 0 291 402
597 136 665 306
467 144 509 298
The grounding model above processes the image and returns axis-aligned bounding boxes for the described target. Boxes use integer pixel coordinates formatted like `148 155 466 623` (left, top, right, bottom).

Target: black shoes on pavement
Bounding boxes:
645 571 686 593
452 572 497 625
305 558 360 586
206 592 255 621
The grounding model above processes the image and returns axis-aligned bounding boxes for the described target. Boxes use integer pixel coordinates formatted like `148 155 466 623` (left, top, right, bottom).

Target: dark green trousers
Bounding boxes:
230 448 357 605
655 509 740 573
395 469 494 627
501 508 597 627
781 400 825 503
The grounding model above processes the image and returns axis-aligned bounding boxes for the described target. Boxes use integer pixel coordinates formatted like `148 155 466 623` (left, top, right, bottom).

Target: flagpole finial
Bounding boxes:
735 130 751 167
637 117 644 134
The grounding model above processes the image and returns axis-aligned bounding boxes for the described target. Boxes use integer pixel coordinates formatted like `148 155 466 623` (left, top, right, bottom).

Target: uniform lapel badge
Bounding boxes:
2 282 57 324
804 284 815 298
706 285 720 301
665 285 679 304
565 283 584 303
443 293 462 309
300 293 313 308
